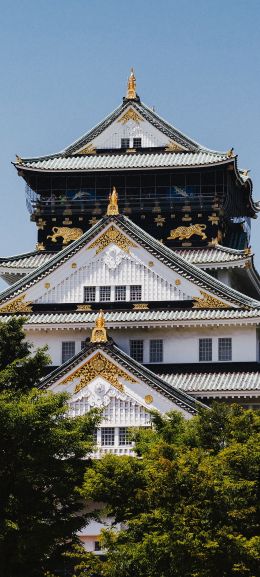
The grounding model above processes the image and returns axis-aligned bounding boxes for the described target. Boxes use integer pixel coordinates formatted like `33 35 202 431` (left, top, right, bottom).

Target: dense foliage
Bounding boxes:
76 404 260 577
0 318 99 577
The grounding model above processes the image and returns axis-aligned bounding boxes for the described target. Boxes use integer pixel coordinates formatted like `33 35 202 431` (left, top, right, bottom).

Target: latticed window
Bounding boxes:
84 286 96 302
121 138 130 149
218 338 232 361
101 427 115 446
100 286 111 302
133 137 142 148
150 340 163 363
130 340 144 362
115 285 126 301
119 427 132 446
199 338 212 362
62 341 75 364
130 285 142 301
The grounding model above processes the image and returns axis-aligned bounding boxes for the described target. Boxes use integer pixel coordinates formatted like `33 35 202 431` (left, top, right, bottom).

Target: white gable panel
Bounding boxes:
68 377 151 427
35 247 190 304
77 106 179 151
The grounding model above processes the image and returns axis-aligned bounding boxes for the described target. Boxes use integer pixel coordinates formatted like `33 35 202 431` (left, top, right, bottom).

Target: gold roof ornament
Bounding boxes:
227 147 234 158
126 68 137 99
90 310 108 343
15 154 22 165
107 187 119 216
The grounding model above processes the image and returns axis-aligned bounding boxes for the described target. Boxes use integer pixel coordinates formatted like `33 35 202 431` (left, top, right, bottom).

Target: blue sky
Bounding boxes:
0 0 260 288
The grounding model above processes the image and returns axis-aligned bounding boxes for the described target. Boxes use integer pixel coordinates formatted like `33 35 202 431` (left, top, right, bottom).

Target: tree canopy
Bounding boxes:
77 404 260 577
0 317 99 577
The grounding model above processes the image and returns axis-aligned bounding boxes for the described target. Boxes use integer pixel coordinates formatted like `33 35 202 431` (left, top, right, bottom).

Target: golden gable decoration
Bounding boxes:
61 351 137 393
193 290 229 309
88 225 136 254
165 141 185 152
0 294 33 314
76 143 96 155
118 107 143 125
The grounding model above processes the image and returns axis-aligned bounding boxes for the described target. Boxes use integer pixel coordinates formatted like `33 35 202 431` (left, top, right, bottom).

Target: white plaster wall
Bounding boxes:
26 325 257 366
35 254 188 304
89 114 170 150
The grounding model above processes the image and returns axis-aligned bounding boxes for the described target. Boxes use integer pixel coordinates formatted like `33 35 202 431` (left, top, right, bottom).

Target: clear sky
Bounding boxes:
0 0 260 289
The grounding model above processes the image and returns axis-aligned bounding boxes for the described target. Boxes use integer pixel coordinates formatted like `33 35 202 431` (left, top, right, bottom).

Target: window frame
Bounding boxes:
115 285 127 301
84 286 96 302
61 341 76 364
199 338 212 362
218 337 232 361
121 138 130 149
101 427 115 446
130 285 142 301
130 339 144 363
149 339 163 363
99 286 111 302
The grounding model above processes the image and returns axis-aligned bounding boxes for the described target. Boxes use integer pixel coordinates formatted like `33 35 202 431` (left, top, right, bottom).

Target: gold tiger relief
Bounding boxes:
167 224 207 241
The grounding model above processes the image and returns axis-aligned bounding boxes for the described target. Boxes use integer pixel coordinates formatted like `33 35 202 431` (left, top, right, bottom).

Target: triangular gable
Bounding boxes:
0 215 259 313
71 102 191 155
15 98 216 165
39 340 204 417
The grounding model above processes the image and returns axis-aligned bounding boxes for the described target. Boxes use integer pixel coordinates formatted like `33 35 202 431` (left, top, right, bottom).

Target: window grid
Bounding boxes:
121 138 130 149
62 341 75 364
84 286 96 302
133 137 142 149
119 427 132 446
218 338 232 361
100 286 111 302
130 285 142 301
115 285 126 301
130 340 144 363
150 340 163 363
199 338 212 362
101 427 115 446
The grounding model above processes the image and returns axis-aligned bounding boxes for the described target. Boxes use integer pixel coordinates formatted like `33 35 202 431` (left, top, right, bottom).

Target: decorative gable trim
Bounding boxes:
88 225 137 254
60 351 137 394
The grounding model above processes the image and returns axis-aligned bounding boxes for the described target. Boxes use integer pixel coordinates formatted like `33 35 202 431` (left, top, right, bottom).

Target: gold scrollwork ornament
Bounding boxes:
88 226 136 255
0 294 32 314
61 352 137 393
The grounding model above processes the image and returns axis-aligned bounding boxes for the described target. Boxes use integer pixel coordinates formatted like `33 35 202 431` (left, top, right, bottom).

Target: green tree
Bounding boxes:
0 317 99 577
77 404 260 577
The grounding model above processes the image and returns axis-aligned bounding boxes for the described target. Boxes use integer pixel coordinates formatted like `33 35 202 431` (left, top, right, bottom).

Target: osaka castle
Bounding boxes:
1 69 260 427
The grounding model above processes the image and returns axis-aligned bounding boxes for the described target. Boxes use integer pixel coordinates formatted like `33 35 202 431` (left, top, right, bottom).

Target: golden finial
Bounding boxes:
107 187 119 216
227 147 234 158
90 310 108 343
16 154 22 165
126 68 136 99
242 169 250 177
